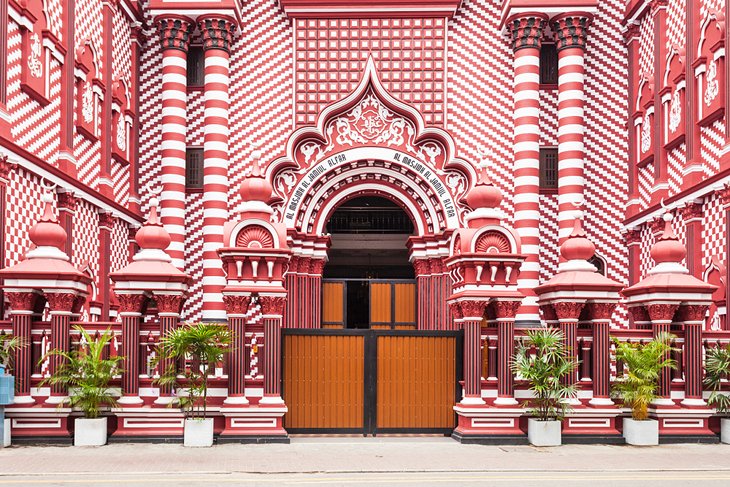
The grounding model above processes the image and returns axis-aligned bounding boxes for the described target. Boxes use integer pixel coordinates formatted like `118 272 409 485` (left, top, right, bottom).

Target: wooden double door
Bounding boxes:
322 279 416 329
282 329 462 435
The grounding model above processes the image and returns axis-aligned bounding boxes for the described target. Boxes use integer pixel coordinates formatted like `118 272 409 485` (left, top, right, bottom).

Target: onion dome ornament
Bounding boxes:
239 146 275 219
464 154 504 228
133 193 173 263
27 184 69 260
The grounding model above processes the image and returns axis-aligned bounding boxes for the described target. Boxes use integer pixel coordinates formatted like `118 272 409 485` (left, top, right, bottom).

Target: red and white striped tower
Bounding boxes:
154 294 185 404
552 14 592 243
199 16 237 322
507 14 548 324
680 304 708 406
5 292 38 404
222 294 251 404
116 293 146 406
494 300 521 405
259 295 286 404
156 16 193 270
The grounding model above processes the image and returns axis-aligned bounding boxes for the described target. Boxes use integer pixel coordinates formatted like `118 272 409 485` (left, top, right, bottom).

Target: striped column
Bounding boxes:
494 300 521 405
259 296 286 404
648 303 679 405
414 260 430 330
154 294 184 404
457 300 486 404
553 14 592 243
199 16 236 322
5 292 37 403
589 303 616 405
156 16 193 270
553 301 584 393
222 295 251 404
116 293 146 405
44 293 77 402
284 256 299 328
680 305 708 406
507 15 547 324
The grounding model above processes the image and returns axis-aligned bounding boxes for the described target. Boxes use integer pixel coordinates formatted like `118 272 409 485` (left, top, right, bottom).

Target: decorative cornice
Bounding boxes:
507 14 548 52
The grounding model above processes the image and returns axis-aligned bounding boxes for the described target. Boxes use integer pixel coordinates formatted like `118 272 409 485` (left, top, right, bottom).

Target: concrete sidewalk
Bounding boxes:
1 437 730 476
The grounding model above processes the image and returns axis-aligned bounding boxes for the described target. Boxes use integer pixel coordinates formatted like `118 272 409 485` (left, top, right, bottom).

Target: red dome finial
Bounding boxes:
560 210 596 262
239 146 274 204
135 195 171 253
28 189 67 252
650 212 686 265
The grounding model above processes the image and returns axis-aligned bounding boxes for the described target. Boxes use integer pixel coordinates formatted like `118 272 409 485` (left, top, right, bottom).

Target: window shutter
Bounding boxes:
539 148 558 190
540 43 558 85
186 46 205 87
185 148 204 190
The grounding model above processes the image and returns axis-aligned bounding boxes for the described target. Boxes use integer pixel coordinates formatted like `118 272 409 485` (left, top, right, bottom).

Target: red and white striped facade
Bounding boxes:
0 0 729 443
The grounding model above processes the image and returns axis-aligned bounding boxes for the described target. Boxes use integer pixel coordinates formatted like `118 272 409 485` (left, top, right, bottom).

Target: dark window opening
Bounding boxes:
185 148 204 190
589 256 607 276
540 43 558 85
186 46 204 88
539 148 558 190
326 196 414 234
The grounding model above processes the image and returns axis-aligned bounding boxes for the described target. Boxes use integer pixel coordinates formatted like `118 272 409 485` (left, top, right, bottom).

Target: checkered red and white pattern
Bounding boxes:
182 193 204 322
702 192 727 270
111 5 132 83
667 143 686 195
700 120 724 178
666 0 686 51
72 200 100 289
639 224 656 279
111 160 130 207
4 168 46 268
538 88 558 147
46 0 64 42
110 219 130 272
538 194 559 283
638 12 654 78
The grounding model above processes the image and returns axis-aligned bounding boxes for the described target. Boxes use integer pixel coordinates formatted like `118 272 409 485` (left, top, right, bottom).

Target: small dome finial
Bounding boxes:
560 205 596 264
650 210 686 266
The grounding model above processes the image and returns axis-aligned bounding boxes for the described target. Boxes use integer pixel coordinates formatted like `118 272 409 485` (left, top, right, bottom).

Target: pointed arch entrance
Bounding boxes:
269 57 474 331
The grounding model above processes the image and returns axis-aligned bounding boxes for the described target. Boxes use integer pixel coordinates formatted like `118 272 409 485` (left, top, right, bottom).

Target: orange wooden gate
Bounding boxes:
282 329 462 434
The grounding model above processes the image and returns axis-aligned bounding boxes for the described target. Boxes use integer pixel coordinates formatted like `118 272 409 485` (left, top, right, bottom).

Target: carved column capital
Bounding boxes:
679 201 703 222
552 14 592 51
647 303 679 323
98 211 116 230
494 300 521 320
717 185 730 208
155 294 185 315
0 154 17 183
57 190 77 212
449 301 464 320
540 304 557 322
507 14 548 52
588 302 617 321
5 292 37 312
625 228 642 245
679 304 709 324
223 294 251 316
259 295 286 316
458 300 486 320
45 292 78 313
552 301 585 321
198 16 237 53
310 259 326 275
115 293 146 314
414 259 430 276
156 16 194 53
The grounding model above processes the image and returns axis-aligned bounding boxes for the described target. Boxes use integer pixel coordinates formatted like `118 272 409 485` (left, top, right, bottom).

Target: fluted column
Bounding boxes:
454 301 485 404
259 295 286 404
494 300 521 405
507 14 548 324
45 292 78 403
414 259 431 330
156 16 193 270
553 301 584 396
5 292 37 404
200 16 236 322
648 303 679 405
310 259 325 328
589 302 616 405
552 14 592 243
680 305 708 406
154 293 184 404
116 293 146 405
222 294 251 404
284 256 299 328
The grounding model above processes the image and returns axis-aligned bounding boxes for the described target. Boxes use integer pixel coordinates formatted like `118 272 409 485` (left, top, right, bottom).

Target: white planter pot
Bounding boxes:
74 417 107 447
3 418 10 447
184 418 214 447
623 418 658 446
528 418 561 447
721 418 730 445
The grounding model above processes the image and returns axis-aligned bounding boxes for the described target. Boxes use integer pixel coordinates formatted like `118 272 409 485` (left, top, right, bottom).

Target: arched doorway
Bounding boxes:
323 196 416 329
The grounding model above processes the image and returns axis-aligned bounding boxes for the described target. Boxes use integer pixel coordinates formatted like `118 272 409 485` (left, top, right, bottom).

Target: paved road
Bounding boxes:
1 438 729 486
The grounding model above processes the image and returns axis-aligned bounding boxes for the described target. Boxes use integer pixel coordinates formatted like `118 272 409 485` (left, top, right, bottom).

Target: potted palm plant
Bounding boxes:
1 334 27 447
155 322 232 447
40 326 122 446
704 342 730 444
611 332 676 446
512 327 579 447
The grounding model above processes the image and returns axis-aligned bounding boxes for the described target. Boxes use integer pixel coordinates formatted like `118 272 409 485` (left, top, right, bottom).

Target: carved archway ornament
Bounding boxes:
268 56 476 235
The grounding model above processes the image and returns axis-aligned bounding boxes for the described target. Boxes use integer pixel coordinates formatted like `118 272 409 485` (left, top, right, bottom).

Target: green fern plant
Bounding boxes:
39 326 123 419
704 343 730 413
154 322 233 419
511 327 579 421
611 332 676 420
0 334 27 373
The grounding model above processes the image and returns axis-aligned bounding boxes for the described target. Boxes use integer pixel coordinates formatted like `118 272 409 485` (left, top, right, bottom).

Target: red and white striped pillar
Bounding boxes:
44 292 78 403
680 305 708 406
154 293 184 404
552 14 592 243
454 301 486 404
222 294 251 404
507 14 548 324
156 16 193 270
648 303 679 405
259 295 286 404
494 300 521 405
589 302 616 405
116 293 146 405
553 301 584 396
5 292 37 404
199 16 237 322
